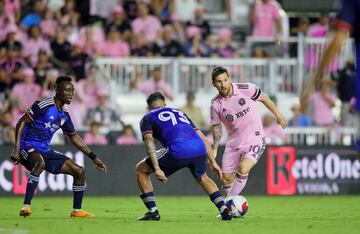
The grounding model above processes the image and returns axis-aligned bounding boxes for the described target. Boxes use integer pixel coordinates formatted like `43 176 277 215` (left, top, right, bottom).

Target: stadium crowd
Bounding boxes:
0 0 357 146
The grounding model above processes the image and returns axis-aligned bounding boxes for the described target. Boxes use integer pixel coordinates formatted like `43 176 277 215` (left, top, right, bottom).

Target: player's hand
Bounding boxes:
210 162 222 180
155 168 167 183
93 158 107 172
10 148 20 164
276 114 287 129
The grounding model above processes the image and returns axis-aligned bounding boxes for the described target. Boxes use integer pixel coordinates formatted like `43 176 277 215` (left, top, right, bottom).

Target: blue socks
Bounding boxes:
23 173 39 205
140 192 157 212
72 184 86 210
209 191 227 212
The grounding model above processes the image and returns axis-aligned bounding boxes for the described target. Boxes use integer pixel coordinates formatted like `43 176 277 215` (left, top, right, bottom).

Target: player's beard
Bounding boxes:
220 87 230 97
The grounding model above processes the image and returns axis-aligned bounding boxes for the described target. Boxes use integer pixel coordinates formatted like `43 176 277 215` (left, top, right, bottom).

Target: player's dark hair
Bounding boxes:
56 76 72 85
147 91 165 105
211 66 229 81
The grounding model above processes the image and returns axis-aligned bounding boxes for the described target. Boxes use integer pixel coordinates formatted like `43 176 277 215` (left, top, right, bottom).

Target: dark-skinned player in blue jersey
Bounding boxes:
10 76 107 218
135 91 232 221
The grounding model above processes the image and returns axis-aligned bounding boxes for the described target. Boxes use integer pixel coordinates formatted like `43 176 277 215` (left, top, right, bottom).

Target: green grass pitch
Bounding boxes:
0 196 359 234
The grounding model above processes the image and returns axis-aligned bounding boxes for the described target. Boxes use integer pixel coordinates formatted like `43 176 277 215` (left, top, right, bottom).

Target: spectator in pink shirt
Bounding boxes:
24 25 51 67
130 66 173 100
66 74 86 126
96 27 130 57
76 64 107 111
4 0 20 23
40 9 58 38
83 121 108 145
116 124 139 145
305 14 338 72
183 26 212 57
262 113 287 145
131 2 162 44
303 80 337 126
250 0 282 39
75 26 105 57
250 0 282 57
216 27 237 58
11 68 41 111
41 69 58 97
307 14 329 38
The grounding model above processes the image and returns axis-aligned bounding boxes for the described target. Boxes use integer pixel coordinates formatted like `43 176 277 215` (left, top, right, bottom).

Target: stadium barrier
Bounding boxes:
96 36 354 101
46 127 358 146
0 145 359 196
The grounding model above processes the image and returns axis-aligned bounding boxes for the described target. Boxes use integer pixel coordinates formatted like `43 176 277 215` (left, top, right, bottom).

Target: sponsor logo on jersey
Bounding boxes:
239 98 246 106
235 107 250 118
225 114 234 122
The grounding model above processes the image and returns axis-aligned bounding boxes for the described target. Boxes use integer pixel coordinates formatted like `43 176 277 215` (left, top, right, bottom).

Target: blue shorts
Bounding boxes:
145 148 207 179
19 148 70 174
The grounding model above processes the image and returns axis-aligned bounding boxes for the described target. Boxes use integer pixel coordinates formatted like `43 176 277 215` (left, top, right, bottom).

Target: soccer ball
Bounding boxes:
226 195 249 218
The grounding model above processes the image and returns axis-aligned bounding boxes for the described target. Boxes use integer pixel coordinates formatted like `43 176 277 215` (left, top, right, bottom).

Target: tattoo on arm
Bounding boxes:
212 124 222 149
144 134 159 170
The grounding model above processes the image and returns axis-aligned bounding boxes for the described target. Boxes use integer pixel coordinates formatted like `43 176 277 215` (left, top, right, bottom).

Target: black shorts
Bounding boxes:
19 148 70 174
145 148 207 179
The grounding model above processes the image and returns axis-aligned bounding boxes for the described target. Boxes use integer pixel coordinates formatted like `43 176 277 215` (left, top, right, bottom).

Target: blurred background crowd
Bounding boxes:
0 0 356 146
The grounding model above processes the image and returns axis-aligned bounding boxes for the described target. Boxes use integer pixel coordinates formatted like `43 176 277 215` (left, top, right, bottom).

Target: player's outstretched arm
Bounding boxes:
300 29 348 110
10 114 32 164
68 134 107 172
143 132 167 183
259 93 287 129
211 124 222 159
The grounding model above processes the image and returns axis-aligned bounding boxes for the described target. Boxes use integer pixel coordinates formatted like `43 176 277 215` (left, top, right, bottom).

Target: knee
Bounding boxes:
198 174 210 185
238 165 251 175
73 166 85 179
221 174 234 185
35 159 46 172
135 161 149 175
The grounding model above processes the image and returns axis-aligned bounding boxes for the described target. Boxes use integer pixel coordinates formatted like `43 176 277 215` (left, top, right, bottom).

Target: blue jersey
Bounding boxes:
334 0 360 111
140 107 206 159
21 97 76 152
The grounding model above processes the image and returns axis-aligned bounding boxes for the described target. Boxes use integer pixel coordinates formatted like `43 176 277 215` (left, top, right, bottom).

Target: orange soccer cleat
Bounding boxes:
19 205 32 217
70 210 95 218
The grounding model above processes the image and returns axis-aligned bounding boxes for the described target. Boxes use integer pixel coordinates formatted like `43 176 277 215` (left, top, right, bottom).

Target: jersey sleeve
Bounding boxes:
332 0 358 32
26 101 44 121
61 112 76 135
210 102 221 126
140 115 153 140
243 82 262 101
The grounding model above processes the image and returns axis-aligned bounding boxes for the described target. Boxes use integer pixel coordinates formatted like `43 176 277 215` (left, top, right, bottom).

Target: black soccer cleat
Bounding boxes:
137 210 160 221
220 207 233 221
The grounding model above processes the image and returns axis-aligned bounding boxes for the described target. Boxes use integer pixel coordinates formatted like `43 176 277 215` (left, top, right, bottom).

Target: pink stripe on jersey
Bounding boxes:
211 82 265 149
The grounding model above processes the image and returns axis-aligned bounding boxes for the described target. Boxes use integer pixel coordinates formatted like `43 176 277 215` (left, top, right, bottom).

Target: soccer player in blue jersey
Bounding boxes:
10 76 107 218
135 91 232 221
301 0 360 150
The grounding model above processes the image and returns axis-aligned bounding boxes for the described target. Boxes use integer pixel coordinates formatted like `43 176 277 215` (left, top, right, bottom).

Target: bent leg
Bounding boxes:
23 151 45 206
196 174 232 220
221 172 236 195
136 159 158 217
227 157 255 197
60 159 87 212
136 159 154 194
